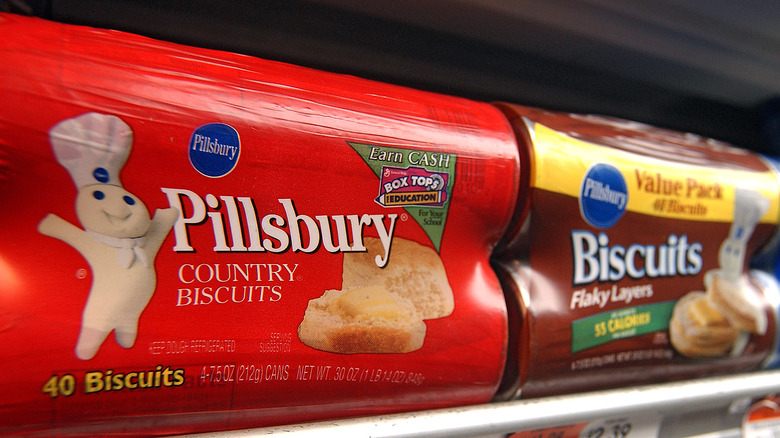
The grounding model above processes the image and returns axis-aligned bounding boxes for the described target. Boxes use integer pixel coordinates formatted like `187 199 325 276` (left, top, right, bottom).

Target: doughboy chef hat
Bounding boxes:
49 112 133 189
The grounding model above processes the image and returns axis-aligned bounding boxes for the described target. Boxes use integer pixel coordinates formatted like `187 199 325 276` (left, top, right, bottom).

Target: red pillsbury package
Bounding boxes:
493 103 780 399
0 14 520 435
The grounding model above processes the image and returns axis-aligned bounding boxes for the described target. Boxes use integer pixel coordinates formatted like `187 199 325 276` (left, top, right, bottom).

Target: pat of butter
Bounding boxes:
688 297 727 327
332 285 405 321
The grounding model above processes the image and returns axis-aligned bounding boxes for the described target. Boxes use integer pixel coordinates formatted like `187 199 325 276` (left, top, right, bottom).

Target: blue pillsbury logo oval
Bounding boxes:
579 163 628 228
189 123 240 178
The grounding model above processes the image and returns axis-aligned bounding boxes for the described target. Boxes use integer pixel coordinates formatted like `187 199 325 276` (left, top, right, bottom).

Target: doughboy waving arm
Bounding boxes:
38 213 101 258
146 208 180 254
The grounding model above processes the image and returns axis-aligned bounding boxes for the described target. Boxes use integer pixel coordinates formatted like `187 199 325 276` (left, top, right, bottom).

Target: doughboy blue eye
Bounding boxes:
123 196 135 205
93 190 105 200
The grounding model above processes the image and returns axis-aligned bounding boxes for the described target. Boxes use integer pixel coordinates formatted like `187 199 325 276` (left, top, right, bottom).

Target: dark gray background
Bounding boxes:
8 0 780 154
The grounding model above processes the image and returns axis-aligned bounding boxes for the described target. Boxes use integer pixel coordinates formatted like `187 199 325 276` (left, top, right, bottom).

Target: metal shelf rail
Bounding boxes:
180 370 780 437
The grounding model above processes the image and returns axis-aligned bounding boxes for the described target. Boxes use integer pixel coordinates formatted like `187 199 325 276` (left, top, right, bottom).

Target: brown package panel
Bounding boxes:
494 103 780 399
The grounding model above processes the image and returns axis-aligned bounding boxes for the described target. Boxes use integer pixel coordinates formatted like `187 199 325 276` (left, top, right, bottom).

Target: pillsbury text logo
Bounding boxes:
579 163 628 228
189 123 240 178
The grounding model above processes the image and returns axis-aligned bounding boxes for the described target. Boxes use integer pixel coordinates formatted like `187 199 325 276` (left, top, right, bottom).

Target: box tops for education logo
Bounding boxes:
347 142 456 251
376 166 449 208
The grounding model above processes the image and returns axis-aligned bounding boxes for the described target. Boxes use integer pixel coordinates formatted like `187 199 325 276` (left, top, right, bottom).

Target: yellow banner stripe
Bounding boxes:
531 123 780 224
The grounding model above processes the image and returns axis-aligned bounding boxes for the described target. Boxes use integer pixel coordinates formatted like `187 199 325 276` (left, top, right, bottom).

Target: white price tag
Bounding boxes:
510 412 661 438
744 398 780 438
579 413 662 438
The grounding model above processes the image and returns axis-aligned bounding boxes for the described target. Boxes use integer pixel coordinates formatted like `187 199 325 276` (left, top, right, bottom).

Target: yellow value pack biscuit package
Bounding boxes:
0 14 521 436
493 103 780 399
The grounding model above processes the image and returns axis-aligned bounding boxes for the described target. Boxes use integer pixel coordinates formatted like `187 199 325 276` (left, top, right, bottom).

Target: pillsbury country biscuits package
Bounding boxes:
493 103 780 399
0 14 520 435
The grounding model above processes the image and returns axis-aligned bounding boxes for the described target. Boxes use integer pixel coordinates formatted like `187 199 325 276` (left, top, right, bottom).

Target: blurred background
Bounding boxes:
6 0 780 154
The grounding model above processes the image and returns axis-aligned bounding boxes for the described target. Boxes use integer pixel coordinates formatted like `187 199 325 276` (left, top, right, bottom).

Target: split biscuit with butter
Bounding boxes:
299 237 453 354
342 237 454 319
670 291 738 358
705 271 767 335
297 285 426 354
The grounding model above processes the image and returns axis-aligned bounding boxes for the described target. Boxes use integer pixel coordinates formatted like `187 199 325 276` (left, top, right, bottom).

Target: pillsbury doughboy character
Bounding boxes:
38 112 178 360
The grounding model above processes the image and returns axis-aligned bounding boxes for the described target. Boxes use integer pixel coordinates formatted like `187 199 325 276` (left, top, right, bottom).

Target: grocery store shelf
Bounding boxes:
181 370 780 437
6 3 780 438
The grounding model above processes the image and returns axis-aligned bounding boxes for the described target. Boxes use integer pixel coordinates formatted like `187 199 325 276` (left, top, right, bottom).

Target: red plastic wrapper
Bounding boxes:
493 103 780 399
0 14 520 436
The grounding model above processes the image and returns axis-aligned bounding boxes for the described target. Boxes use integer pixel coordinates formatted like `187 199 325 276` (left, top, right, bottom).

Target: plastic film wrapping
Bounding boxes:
493 103 780 398
0 14 520 436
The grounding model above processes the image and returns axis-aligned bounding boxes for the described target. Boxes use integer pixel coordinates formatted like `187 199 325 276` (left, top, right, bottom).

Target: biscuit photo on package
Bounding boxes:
298 237 454 354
